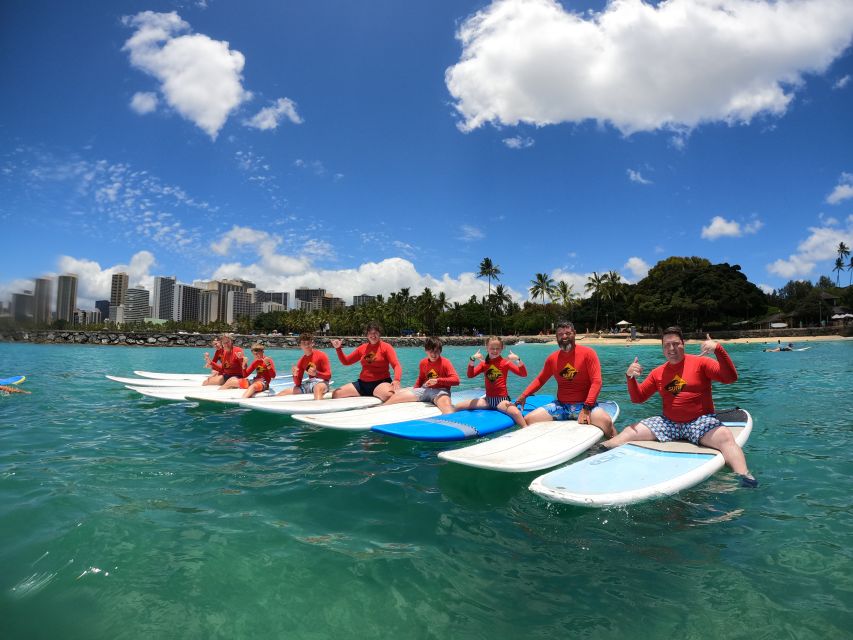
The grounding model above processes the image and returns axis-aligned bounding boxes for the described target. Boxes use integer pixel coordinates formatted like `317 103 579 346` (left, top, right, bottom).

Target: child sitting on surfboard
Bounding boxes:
220 342 276 398
383 336 460 414
204 334 244 385
456 336 527 427
275 333 332 400
202 336 223 385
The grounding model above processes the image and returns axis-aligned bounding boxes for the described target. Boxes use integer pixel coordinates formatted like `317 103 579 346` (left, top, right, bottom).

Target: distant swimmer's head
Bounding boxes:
661 326 685 365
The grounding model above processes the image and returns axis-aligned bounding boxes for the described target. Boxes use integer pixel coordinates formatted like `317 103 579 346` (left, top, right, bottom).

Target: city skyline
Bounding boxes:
2 1 853 311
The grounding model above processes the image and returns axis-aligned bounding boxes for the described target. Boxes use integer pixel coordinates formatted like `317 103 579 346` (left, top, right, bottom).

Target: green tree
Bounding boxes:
833 257 845 286
529 273 556 333
477 257 502 334
554 280 578 318
584 271 605 330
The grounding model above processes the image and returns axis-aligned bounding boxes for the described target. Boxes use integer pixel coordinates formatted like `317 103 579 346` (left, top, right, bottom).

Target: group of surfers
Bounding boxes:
200 320 757 488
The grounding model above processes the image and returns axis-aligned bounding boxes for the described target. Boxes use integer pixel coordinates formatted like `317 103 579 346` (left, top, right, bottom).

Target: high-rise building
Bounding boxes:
322 294 346 311
95 300 110 320
295 287 325 311
199 290 219 324
12 291 34 323
124 287 150 325
34 277 52 325
152 276 176 320
253 290 289 307
173 283 200 322
226 290 253 324
215 279 254 323
56 274 78 322
353 294 375 307
110 272 129 306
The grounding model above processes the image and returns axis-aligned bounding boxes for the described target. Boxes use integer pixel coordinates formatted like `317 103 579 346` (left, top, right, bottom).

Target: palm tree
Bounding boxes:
529 272 555 333
848 255 853 287
833 257 845 286
477 257 502 334
838 242 851 286
554 280 577 318
585 271 605 331
602 270 624 323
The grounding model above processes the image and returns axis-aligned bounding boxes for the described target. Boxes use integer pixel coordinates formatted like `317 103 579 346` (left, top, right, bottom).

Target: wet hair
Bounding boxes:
424 336 443 352
299 333 314 344
365 321 383 334
251 342 265 352
486 335 503 348
662 326 684 342
556 320 575 331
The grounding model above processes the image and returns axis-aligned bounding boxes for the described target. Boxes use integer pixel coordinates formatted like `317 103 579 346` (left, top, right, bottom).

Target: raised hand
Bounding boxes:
291 365 300 377
626 356 643 379
471 349 483 361
507 349 519 361
700 333 718 356
330 338 342 349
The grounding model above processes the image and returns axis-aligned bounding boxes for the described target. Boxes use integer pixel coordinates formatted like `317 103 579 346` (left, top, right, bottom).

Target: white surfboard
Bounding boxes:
529 408 753 507
239 396 381 415
133 370 294 382
291 388 487 430
438 401 619 472
186 390 333 406
110 374 294 390
128 386 277 401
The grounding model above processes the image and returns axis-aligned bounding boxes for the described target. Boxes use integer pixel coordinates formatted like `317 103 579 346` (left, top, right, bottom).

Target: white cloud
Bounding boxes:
461 225 484 241
701 215 763 240
503 136 534 149
130 91 158 114
55 251 157 308
122 11 252 139
827 172 853 204
446 0 853 135
623 257 650 280
244 97 303 130
766 218 853 278
834 74 851 89
757 283 774 294
627 169 652 185
294 159 327 176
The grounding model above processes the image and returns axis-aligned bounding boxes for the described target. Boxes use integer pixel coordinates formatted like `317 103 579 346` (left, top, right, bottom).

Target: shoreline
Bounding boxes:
559 334 853 346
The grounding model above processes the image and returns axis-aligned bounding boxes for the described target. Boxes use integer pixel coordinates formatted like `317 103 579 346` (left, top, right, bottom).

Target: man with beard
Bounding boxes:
515 320 615 438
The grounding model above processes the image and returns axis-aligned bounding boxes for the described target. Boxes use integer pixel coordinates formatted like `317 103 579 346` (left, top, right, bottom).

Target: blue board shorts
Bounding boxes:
353 377 392 397
410 387 450 403
297 378 329 394
540 401 597 421
642 414 722 445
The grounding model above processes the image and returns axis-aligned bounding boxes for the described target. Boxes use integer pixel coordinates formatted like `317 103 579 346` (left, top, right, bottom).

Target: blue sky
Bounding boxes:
2 0 853 309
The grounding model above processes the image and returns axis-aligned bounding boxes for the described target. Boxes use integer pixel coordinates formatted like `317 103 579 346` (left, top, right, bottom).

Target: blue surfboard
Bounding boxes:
372 395 555 442
0 375 26 386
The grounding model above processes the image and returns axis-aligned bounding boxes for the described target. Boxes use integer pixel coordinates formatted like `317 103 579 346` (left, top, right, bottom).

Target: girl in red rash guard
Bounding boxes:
455 336 527 427
330 322 402 402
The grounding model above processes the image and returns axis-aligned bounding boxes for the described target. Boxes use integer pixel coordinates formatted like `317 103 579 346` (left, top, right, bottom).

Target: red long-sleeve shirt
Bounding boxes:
294 350 332 385
467 356 526 398
414 356 460 391
520 345 602 405
335 341 402 383
243 356 276 385
210 347 245 376
627 345 737 423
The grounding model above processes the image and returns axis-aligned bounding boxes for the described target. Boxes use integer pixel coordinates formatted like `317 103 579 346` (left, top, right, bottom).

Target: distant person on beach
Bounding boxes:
456 336 527 427
202 336 223 385
331 322 401 401
220 342 276 398
204 334 244 385
608 327 758 487
515 320 615 438
383 336 459 414
275 333 332 400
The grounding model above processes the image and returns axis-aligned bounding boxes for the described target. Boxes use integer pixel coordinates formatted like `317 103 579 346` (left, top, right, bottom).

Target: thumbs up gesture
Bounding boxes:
700 333 718 356
471 349 483 361
626 356 643 379
508 349 519 362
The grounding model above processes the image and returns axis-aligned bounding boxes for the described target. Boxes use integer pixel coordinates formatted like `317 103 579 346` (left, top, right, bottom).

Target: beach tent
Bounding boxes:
616 320 632 326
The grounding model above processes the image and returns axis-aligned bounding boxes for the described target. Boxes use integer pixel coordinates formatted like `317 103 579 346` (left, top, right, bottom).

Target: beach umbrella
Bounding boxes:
831 314 844 319
616 319 632 326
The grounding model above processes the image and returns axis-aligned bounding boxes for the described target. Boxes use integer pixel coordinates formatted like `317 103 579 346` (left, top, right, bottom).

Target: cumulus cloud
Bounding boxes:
244 97 303 130
55 251 157 308
826 172 853 204
701 215 763 240
767 218 853 278
627 169 652 185
122 11 252 139
623 257 650 280
503 136 534 149
446 0 853 135
130 91 158 114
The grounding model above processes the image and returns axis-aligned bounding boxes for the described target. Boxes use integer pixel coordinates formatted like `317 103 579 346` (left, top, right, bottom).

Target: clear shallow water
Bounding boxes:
1 341 851 639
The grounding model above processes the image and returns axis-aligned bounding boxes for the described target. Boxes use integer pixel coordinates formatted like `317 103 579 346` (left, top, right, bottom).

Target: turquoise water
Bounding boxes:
1 341 851 639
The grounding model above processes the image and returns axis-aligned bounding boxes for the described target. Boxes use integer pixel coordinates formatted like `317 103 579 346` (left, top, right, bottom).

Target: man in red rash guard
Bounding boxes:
206 334 244 384
455 335 527 427
202 336 223 385
516 320 615 438
221 342 276 398
275 333 332 400
330 321 401 401
606 326 757 487
383 336 459 413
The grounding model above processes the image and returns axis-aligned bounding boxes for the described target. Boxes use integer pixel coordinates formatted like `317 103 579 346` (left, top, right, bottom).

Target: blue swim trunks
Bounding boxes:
540 401 597 421
642 414 722 445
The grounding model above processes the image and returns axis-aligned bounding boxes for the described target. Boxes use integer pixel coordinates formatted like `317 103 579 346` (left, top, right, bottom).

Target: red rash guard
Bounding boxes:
520 345 602 405
243 356 276 385
335 341 402 383
467 357 526 398
627 344 737 423
210 347 244 376
415 356 460 391
294 351 332 385
210 348 223 367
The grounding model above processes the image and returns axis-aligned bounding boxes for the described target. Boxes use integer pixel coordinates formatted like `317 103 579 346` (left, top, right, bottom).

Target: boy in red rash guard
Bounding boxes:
383 336 459 414
222 342 276 398
330 321 402 401
517 320 615 437
607 326 757 488
207 334 245 383
202 336 224 385
455 336 527 427
275 333 332 400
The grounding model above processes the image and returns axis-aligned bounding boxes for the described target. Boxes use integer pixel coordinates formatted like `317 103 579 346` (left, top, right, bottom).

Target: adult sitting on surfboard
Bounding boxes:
456 335 528 427
331 322 401 402
515 320 616 438
203 334 244 386
607 327 758 487
383 336 460 414
202 336 223 385
275 333 332 400
218 342 276 398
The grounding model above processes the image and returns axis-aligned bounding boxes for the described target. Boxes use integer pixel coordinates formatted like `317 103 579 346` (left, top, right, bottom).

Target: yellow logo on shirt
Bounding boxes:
427 368 439 380
485 364 503 382
665 374 686 395
363 350 377 364
559 363 578 381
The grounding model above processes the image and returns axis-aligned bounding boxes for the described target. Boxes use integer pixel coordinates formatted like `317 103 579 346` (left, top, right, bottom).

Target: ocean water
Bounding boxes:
1 340 851 639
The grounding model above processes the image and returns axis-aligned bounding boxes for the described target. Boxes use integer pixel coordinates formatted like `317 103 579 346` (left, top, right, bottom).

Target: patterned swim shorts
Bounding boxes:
539 401 598 421
642 414 722 445
486 395 511 409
